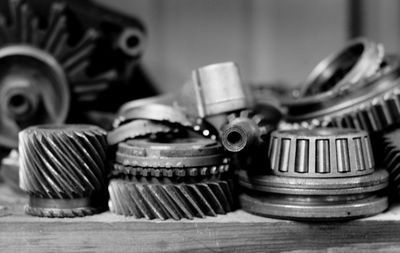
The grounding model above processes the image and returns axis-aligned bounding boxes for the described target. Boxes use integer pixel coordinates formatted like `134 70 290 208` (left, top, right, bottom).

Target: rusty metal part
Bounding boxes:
221 110 274 152
112 163 230 178
108 178 234 220
19 124 108 217
107 119 174 146
116 137 229 168
299 38 384 98
283 55 400 133
269 128 374 178
192 62 248 118
383 129 400 196
239 169 388 220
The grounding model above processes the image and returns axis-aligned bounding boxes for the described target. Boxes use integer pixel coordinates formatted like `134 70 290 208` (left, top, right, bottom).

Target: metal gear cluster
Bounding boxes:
0 0 147 150
107 102 234 220
19 124 108 218
239 128 388 220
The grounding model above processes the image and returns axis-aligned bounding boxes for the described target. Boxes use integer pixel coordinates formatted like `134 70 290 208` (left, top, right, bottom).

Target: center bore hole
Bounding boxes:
9 94 28 109
227 131 243 145
126 35 139 49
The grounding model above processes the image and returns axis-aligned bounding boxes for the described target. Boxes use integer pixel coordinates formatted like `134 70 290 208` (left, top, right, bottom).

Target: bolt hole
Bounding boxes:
227 131 243 145
9 94 27 109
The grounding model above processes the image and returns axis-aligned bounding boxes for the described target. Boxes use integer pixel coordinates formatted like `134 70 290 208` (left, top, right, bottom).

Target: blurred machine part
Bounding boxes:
19 125 108 217
239 128 388 220
0 0 149 150
383 130 400 197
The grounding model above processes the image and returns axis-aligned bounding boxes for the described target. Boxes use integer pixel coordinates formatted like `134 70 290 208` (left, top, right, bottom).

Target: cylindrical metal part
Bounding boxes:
19 124 108 217
192 62 248 117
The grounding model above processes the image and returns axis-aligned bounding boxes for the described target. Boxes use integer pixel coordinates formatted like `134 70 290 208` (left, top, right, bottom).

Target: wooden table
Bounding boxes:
1 184 400 253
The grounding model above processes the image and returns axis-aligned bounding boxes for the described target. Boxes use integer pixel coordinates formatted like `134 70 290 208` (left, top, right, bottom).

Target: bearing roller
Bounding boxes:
239 127 389 220
19 124 108 217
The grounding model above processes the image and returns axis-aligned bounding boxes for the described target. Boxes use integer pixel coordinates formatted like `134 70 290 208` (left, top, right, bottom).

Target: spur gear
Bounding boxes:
221 110 274 152
383 130 400 196
108 178 234 220
19 124 108 217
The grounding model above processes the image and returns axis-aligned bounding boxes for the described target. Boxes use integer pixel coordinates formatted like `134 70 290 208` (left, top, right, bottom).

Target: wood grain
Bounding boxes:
0 185 400 252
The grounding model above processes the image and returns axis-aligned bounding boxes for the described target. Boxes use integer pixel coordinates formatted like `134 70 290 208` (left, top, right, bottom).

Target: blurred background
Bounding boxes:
96 0 400 92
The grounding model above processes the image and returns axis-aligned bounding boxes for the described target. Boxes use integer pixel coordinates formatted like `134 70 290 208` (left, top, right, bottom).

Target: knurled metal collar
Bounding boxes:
268 128 375 178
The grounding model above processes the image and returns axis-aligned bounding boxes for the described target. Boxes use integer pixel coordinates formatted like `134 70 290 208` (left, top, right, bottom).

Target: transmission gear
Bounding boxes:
19 124 108 217
108 178 234 220
239 127 388 220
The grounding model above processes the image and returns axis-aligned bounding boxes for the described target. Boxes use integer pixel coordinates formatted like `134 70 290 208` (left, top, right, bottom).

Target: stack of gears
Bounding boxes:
107 104 234 220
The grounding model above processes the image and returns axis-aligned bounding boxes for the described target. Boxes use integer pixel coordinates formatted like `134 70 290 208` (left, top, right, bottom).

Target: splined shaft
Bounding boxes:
239 128 389 220
19 124 108 217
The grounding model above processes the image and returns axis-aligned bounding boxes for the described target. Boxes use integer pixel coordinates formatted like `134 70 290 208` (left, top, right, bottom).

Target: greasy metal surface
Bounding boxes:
268 128 375 177
19 124 108 217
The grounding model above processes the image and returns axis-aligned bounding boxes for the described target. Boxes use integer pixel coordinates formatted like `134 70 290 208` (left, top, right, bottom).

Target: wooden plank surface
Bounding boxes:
1 184 400 253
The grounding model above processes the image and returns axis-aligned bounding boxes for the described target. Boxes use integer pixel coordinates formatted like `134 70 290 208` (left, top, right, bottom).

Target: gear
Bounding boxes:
269 128 374 178
0 0 118 149
221 110 274 152
383 129 400 196
239 169 388 220
19 124 108 217
116 137 229 168
108 178 234 220
283 55 400 133
112 163 230 178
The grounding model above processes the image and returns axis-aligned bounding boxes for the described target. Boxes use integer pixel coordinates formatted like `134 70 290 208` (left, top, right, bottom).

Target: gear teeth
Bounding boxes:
269 128 375 178
108 179 233 220
383 130 400 195
24 205 101 218
19 125 108 199
112 163 230 178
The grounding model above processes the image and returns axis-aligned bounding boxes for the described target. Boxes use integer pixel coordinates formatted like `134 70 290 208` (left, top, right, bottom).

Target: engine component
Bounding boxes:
239 169 388 220
108 177 234 220
239 127 388 220
283 55 400 133
116 137 229 168
221 110 274 152
0 0 148 149
19 124 108 217
298 38 384 98
268 128 374 178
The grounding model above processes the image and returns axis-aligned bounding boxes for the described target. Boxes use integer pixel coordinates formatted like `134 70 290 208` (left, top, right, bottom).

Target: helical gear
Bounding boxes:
108 178 234 220
19 124 108 217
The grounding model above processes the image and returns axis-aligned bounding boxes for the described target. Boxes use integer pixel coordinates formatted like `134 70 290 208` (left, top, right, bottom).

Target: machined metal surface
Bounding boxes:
108 178 234 220
299 38 384 98
239 169 389 220
268 128 374 178
19 124 108 217
192 62 248 117
283 55 400 133
116 137 229 168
